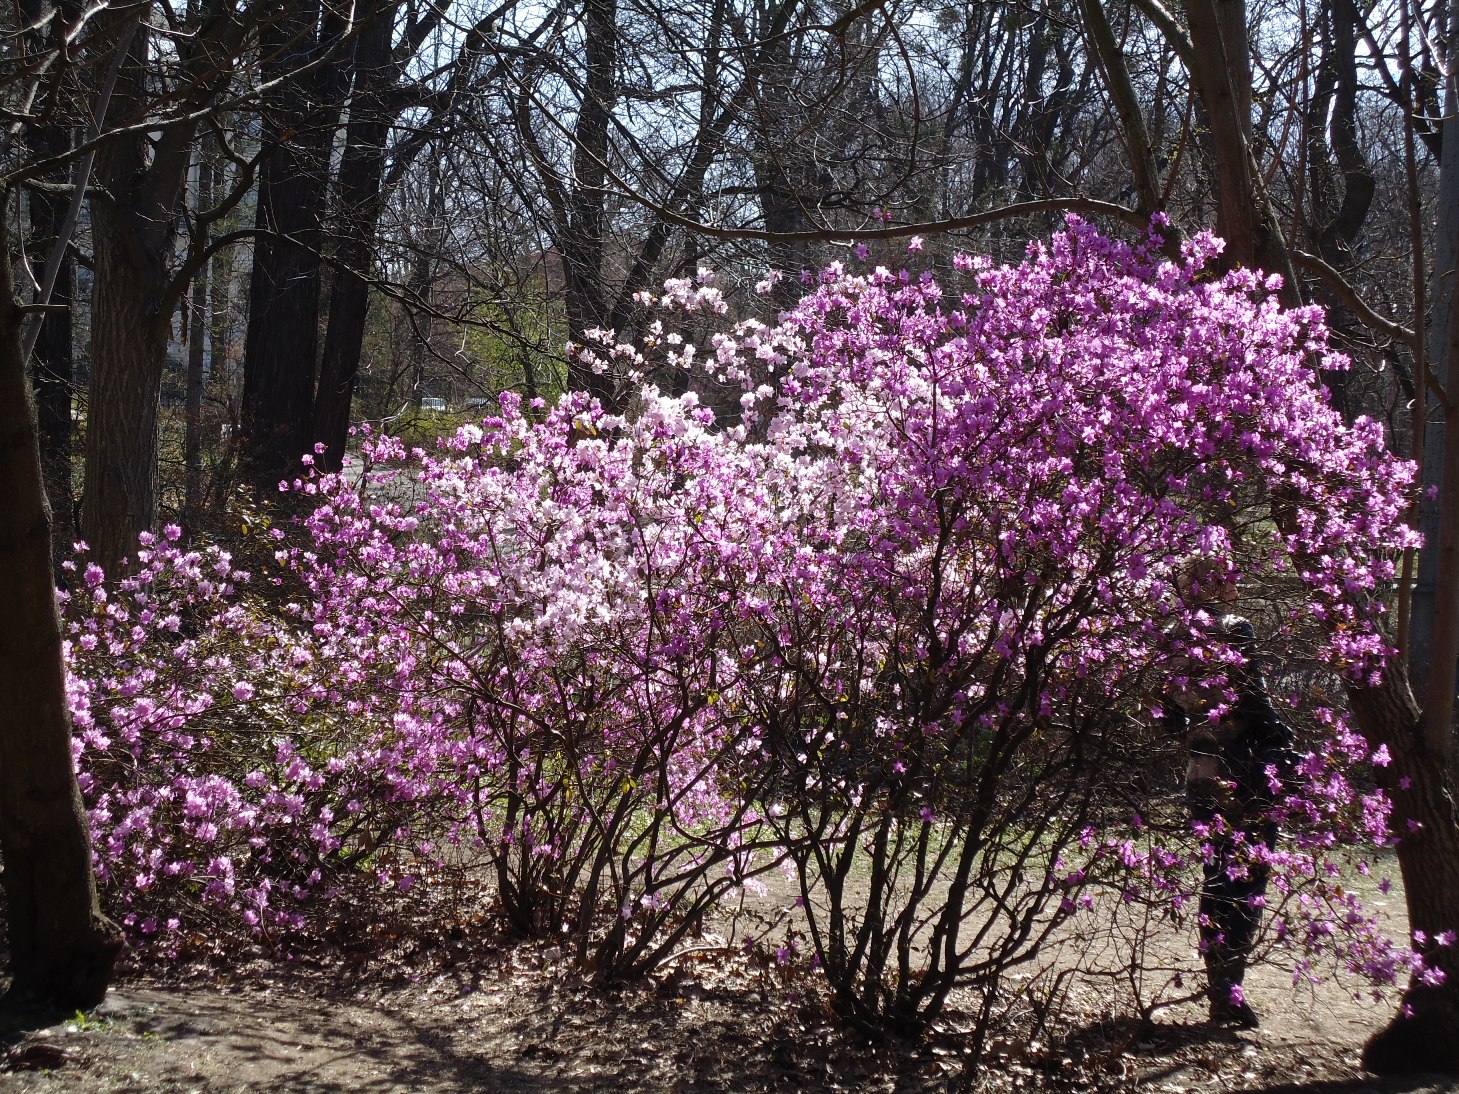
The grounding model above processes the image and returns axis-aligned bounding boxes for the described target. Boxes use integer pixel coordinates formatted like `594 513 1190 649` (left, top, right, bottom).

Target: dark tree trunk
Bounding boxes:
75 1 235 576
21 0 79 571
0 224 122 1010
1300 0 1377 419
1304 0 1375 262
1182 0 1300 300
1080 0 1165 224
1347 673 1459 1072
314 1 398 472
241 2 347 494
561 0 620 406
80 18 185 578
1408 7 1459 713
82 205 168 575
184 151 213 529
28 141 75 571
753 32 813 313
1367 12 1459 1071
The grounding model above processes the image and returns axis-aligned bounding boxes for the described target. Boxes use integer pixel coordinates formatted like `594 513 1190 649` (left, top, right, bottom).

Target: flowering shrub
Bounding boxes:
66 218 1431 1034
281 395 794 975
64 529 401 947
620 217 1422 1033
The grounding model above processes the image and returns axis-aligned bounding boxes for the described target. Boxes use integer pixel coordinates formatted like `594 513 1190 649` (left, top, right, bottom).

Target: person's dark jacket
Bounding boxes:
1163 615 1298 825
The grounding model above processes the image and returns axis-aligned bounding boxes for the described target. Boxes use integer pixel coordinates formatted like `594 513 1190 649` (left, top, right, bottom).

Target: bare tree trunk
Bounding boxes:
1408 11 1459 709
1348 673 1459 1071
77 17 162 577
1299 0 1377 419
1080 0 1163 221
315 0 397 472
184 149 213 529
1182 0 1300 299
753 31 813 313
82 198 170 576
21 0 81 572
28 133 75 571
1373 65 1459 1061
241 2 347 494
1304 0 1375 261
0 218 122 1010
79 9 211 577
561 0 620 406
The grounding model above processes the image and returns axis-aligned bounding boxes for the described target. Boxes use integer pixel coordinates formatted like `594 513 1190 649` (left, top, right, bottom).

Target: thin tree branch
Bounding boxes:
1128 0 1195 66
1291 249 1419 347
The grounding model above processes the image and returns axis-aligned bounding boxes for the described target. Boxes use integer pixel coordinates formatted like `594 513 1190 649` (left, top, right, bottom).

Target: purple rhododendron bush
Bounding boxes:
65 219 1444 1043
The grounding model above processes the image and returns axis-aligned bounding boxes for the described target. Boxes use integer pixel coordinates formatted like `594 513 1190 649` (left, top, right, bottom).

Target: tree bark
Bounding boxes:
1182 0 1300 300
0 219 122 1010
241 2 347 494
1080 0 1163 221
1408 9 1459 708
1347 674 1459 1071
1174 0 1459 1068
1334 140 1459 1094
82 205 169 575
1367 85 1459 1070
753 29 814 313
184 149 213 530
21 0 82 572
77 0 243 576
1420 264 1459 746
561 0 620 406
1304 0 1375 261
80 16 182 577
314 1 398 472
28 137 75 571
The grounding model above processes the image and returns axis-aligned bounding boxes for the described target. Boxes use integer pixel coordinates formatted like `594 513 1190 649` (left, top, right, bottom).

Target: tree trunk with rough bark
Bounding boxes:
1408 13 1459 710
28 144 76 571
81 195 170 577
753 30 813 314
1182 0 1300 299
561 0 620 406
314 1 397 472
1348 674 1459 1071
241 2 346 494
21 0 80 571
78 9 205 577
1355 4 1459 1069
0 221 122 1010
184 150 212 530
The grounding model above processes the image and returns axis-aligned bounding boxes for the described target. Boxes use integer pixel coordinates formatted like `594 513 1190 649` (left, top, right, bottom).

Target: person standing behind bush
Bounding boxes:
1166 562 1297 1028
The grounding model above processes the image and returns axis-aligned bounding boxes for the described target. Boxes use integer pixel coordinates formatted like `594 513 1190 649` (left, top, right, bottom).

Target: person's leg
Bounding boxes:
1201 839 1262 1027
1202 834 1272 1032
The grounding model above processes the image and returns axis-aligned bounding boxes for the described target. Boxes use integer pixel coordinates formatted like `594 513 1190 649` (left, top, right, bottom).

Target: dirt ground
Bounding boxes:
0 847 1450 1093
2 903 1458 1094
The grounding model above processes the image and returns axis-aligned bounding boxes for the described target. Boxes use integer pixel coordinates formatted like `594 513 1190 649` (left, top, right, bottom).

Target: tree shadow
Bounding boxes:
1244 1080 1458 1094
0 988 76 1042
1058 1012 1459 1094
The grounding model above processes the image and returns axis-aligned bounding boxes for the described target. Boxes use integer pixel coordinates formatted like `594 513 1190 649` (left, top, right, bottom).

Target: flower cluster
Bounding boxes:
65 529 384 945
